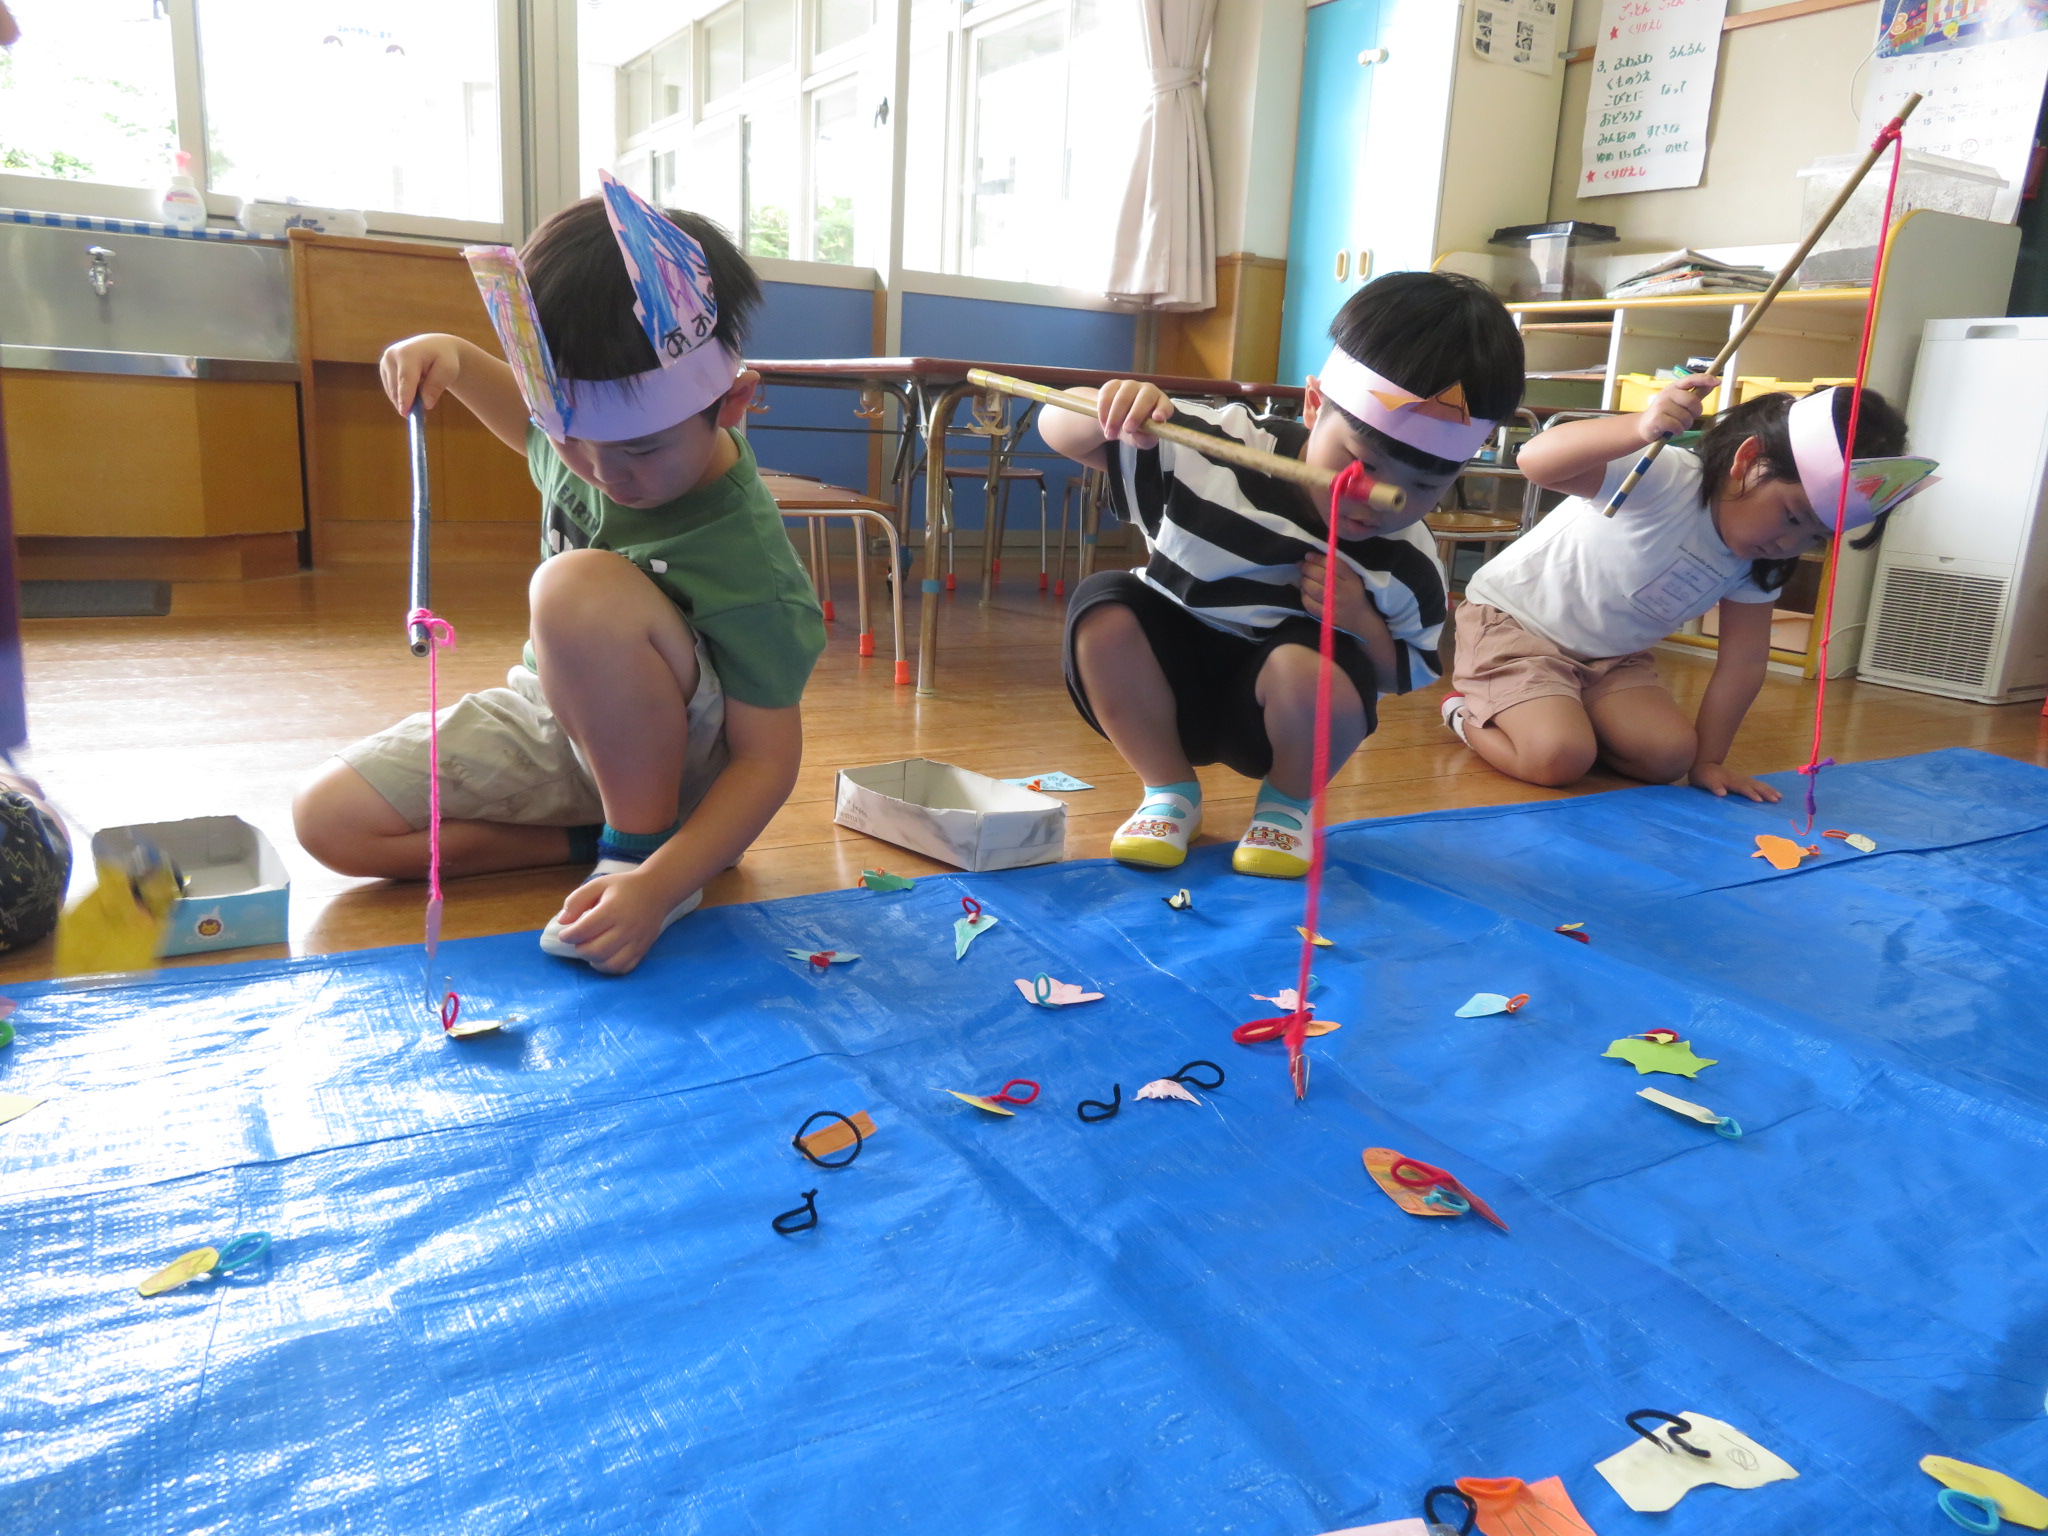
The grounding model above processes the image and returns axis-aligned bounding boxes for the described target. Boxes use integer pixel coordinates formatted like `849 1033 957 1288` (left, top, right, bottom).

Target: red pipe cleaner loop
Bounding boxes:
986 1079 1039 1106
1389 1156 1509 1232
961 896 983 923
440 991 460 1032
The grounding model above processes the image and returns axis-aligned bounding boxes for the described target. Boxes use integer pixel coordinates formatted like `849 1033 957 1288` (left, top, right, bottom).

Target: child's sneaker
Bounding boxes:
1110 791 1201 869
1233 812 1311 879
540 860 703 960
1440 691 1471 745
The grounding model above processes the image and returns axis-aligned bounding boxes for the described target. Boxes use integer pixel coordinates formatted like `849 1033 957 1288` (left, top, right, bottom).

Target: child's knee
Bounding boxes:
1512 734 1598 787
292 761 408 876
529 548 654 627
1256 646 1362 718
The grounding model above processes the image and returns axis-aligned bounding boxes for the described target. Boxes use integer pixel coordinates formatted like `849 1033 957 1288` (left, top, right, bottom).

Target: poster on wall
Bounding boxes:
1473 0 1566 74
1577 0 1731 196
1860 0 2048 222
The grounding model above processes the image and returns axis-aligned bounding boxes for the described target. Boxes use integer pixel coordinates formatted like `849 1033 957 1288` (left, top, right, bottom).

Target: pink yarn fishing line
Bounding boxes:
408 606 458 1021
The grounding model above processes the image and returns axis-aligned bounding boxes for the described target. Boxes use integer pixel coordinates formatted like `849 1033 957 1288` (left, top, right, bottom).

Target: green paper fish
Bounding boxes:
954 911 997 960
1604 1036 1718 1078
860 869 915 892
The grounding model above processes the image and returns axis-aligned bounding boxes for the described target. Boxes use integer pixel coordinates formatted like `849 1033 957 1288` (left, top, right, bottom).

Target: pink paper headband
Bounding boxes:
1788 387 1938 533
1317 346 1497 464
464 170 735 443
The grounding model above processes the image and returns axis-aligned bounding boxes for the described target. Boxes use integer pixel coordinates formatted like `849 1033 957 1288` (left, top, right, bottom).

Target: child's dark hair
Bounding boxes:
522 197 761 394
1696 386 1908 591
1323 271 1525 475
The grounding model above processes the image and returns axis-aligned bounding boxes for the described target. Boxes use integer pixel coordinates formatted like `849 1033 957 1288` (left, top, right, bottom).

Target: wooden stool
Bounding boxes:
761 472 909 686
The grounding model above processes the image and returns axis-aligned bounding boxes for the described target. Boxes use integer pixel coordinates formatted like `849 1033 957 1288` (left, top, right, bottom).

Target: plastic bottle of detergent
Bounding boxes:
160 150 206 230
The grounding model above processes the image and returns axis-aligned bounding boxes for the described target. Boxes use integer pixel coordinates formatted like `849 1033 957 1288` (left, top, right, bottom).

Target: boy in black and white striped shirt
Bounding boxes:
1040 272 1523 878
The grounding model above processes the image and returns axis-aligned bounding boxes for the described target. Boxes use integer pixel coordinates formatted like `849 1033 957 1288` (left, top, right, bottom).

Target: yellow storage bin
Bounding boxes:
1614 372 1727 413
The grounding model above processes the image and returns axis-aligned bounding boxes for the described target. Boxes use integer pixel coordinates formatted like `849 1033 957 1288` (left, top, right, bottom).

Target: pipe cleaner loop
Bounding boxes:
1626 1409 1711 1458
1422 1187 1471 1215
772 1189 820 1235
440 992 460 1032
1033 973 1053 1006
961 896 983 923
211 1232 272 1274
1939 1489 2003 1534
1422 1485 1478 1536
1168 1060 1226 1091
1076 1084 1122 1123
792 1110 864 1170
987 1079 1039 1107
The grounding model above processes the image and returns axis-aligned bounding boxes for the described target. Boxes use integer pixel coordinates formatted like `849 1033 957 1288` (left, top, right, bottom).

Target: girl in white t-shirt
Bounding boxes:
1442 377 1930 800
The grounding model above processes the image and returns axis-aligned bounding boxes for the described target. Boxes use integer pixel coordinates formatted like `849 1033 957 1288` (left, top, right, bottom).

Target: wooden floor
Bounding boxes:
5 555 2044 985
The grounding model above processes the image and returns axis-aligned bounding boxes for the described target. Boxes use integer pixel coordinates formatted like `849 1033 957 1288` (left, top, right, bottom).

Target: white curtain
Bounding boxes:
1104 0 1218 312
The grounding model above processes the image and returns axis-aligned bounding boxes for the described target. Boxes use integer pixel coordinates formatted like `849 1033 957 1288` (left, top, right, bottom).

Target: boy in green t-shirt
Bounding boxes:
294 180 824 975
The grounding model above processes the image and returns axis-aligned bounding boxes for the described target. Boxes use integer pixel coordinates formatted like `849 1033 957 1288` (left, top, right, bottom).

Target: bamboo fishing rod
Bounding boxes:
966 368 1408 516
1601 92 1923 517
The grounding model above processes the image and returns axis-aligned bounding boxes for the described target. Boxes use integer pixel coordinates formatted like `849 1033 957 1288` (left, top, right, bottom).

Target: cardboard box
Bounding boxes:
834 759 1065 872
101 816 290 957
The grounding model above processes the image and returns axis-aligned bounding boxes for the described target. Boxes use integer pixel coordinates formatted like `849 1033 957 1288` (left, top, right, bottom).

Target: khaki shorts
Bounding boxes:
340 636 728 830
1451 601 1664 730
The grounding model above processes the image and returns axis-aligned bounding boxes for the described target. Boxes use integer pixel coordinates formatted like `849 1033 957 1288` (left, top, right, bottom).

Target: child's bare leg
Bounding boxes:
1464 696 1599 787
1073 602 1194 786
293 762 570 879
529 549 700 836
1257 644 1365 799
1587 686 1695 784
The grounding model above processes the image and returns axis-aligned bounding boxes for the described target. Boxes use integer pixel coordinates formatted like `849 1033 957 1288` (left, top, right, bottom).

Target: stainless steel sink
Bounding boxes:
0 224 295 368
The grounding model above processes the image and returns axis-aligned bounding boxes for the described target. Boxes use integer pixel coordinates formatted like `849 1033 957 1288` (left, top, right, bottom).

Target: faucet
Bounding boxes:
86 246 113 297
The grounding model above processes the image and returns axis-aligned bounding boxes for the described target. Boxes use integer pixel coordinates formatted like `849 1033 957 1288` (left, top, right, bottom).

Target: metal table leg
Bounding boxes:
917 382 973 696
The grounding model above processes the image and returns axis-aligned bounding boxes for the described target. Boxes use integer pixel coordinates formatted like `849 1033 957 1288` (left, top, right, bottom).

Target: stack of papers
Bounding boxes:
1608 250 1773 299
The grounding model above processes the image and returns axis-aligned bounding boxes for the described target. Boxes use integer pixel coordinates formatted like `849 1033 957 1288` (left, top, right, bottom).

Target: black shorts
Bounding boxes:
1061 571 1378 781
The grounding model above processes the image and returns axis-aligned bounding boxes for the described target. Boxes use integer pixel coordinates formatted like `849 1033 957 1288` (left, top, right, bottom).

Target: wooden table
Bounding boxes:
748 357 1304 694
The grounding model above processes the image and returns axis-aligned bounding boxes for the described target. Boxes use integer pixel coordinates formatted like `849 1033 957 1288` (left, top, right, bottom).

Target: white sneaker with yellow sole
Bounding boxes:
1232 812 1311 879
1110 792 1201 869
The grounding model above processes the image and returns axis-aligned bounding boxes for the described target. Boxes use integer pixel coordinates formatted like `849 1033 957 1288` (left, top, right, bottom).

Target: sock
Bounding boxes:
596 821 678 865
1252 782 1313 831
565 824 603 864
1138 779 1202 817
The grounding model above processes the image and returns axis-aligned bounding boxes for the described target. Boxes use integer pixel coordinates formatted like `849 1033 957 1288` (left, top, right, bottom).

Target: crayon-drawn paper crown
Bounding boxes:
1788 386 1938 533
463 170 737 442
1316 345 1497 464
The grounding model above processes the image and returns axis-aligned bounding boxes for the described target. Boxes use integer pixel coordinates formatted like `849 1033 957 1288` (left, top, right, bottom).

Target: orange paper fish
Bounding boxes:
1752 834 1817 871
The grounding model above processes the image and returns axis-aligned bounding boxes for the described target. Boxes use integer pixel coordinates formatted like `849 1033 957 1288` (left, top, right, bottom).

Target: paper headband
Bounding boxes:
1788 387 1938 533
1318 346 1497 464
463 170 735 442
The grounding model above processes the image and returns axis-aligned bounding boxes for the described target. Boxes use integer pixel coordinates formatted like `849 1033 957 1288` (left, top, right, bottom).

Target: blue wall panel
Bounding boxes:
746 279 876 491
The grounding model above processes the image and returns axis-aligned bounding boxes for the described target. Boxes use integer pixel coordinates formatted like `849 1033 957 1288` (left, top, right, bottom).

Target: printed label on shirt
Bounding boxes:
544 497 594 557
1629 549 1726 626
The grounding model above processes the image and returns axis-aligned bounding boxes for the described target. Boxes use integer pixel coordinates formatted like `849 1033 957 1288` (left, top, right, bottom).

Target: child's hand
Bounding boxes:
1638 375 1719 445
548 867 677 974
1301 551 1375 636
1093 379 1172 450
379 333 466 416
1688 761 1781 803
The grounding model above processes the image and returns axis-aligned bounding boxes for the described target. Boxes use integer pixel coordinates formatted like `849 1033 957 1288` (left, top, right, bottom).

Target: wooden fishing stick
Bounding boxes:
1601 92 1923 517
407 400 432 655
966 368 1408 515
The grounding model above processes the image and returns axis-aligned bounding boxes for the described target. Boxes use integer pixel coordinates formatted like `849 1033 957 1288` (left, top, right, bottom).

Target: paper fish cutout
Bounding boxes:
1555 921 1590 943
943 1079 1039 1117
0 1093 43 1129
1312 1522 1429 1536
1165 889 1193 911
0 998 17 1020
1823 829 1878 853
954 898 998 959
446 1017 507 1039
787 947 861 967
137 1246 220 1298
1236 1008 1342 1038
1639 1087 1741 1137
1296 927 1334 947
1605 1036 1717 1077
55 833 179 978
859 869 915 892
1015 976 1104 1007
1921 1457 2048 1529
946 1090 1015 1116
1457 992 1528 1017
1001 771 1092 791
1456 1476 1597 1536
797 1110 876 1161
1597 1412 1799 1512
1136 1079 1201 1103
1363 1148 1508 1230
1753 833 1819 870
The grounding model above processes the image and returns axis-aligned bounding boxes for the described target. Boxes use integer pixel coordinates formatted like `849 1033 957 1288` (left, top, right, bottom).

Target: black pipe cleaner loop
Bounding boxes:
1076 1084 1122 1123
772 1189 820 1235
1422 1485 1476 1535
1167 1060 1225 1091
792 1110 863 1170
1626 1409 1710 1458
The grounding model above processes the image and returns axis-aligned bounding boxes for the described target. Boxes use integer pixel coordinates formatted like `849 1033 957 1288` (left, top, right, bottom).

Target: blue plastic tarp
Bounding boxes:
4 746 2047 1534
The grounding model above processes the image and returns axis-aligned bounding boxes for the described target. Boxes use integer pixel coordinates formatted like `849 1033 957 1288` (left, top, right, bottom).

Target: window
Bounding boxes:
0 0 518 240
0 1 178 190
809 83 860 263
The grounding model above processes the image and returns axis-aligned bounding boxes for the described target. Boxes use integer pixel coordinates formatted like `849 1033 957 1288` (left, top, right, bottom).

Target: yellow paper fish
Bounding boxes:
54 834 179 978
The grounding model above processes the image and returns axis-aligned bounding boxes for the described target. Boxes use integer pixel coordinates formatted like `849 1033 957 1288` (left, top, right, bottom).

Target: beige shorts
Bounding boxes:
340 637 728 830
1452 601 1664 729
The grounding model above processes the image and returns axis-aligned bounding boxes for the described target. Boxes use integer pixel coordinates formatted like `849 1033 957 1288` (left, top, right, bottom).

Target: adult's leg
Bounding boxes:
1587 684 1695 784
528 548 702 836
1072 600 1196 788
1255 644 1366 799
1464 695 1600 788
293 761 571 879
